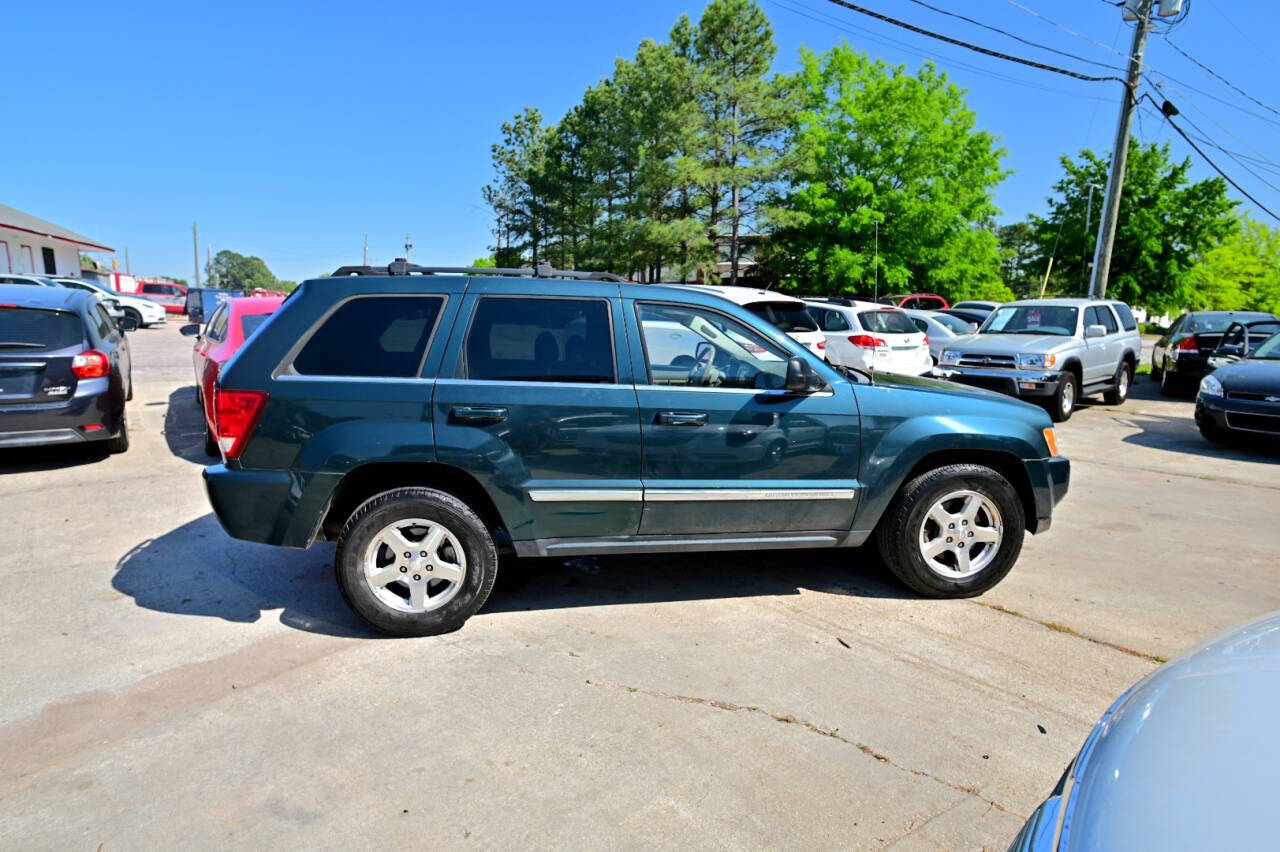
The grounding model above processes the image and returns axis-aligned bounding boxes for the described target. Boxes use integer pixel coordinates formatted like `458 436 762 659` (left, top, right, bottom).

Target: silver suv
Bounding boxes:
936 298 1141 422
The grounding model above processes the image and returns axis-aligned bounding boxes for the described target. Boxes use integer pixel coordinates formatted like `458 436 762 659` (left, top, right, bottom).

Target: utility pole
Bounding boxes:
404 233 412 261
1082 183 1100 291
125 246 131 276
873 220 879 301
1089 0 1153 299
192 223 201 287
207 246 213 287
363 232 369 266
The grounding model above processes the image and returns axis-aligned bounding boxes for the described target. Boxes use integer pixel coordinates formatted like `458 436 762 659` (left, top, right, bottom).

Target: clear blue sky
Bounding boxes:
7 0 1279 282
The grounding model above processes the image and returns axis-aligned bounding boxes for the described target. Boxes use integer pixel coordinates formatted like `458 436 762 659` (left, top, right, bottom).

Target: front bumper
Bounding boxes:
936 366 1062 399
0 378 122 448
1026 455 1070 534
1196 393 1280 437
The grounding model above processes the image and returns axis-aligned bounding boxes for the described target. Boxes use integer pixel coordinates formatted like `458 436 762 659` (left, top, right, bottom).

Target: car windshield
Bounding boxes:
241 313 272 338
0 308 83 350
1187 314 1274 333
747 302 817 333
931 313 971 334
981 306 1078 336
1253 332 1280 359
859 310 917 334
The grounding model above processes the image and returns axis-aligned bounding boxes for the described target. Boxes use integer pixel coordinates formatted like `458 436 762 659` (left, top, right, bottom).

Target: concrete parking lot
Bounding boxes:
2 323 1276 850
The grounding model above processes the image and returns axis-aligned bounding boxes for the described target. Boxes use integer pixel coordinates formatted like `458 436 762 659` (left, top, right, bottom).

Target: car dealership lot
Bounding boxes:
1 324 1276 849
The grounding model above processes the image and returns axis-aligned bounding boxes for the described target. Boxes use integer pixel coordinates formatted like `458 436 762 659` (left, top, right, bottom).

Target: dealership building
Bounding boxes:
0 202 114 277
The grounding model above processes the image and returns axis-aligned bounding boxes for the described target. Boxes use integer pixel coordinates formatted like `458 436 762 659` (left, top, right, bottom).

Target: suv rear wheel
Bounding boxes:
335 487 498 637
1103 362 1131 405
875 463 1025 598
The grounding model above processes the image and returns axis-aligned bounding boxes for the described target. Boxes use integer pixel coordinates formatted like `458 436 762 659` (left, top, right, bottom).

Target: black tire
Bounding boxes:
126 369 134 402
105 411 130 454
203 418 219 456
875 463 1026 598
1150 358 1162 383
1047 371 1078 422
123 307 143 329
1103 361 1132 405
1199 420 1228 444
335 487 498 637
1159 363 1181 397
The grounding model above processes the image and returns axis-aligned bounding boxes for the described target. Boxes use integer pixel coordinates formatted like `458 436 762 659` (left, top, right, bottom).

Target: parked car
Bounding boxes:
939 307 991 327
806 299 931 375
877 293 949 310
949 300 999 314
1011 610 1280 851
0 284 134 452
50 277 167 328
1151 310 1279 396
202 261 1069 637
937 298 1141 422
0 273 125 322
1194 324 1280 443
137 281 188 314
680 284 826 359
904 309 979 362
182 296 285 455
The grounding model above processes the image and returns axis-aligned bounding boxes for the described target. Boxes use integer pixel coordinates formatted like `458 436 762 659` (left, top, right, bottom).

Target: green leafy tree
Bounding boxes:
1033 140 1236 311
997 222 1039 298
484 108 554 267
206 250 278 291
767 45 1009 301
1188 213 1280 313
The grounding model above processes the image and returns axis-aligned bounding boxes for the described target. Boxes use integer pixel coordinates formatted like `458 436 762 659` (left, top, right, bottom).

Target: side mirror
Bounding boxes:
180 323 201 337
117 316 138 332
785 356 815 393
1084 324 1107 339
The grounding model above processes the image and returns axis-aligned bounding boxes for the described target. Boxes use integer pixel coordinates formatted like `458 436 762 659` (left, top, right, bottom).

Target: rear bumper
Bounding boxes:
0 378 121 448
940 367 1062 399
1165 353 1209 379
204 464 341 548
1025 455 1070 534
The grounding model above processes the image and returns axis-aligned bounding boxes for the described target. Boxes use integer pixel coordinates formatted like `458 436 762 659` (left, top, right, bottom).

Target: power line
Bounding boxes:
902 0 1127 72
1142 94 1280 223
1145 89 1280 195
1159 35 1280 120
822 0 1127 84
1005 0 1133 61
765 0 1115 103
1201 0 1279 75
1146 75 1280 172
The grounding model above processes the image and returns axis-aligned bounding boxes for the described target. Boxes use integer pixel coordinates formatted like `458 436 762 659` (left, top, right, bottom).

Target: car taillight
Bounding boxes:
213 388 269 459
1177 336 1199 351
815 340 826 350
848 334 888 348
71 350 109 378
922 335 929 347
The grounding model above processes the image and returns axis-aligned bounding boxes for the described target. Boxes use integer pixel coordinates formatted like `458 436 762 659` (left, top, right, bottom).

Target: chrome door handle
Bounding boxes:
655 411 708 427
450 405 509 425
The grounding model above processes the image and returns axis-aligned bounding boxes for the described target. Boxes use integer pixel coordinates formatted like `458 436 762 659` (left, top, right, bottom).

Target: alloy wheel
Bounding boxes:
362 518 467 613
917 489 1003 579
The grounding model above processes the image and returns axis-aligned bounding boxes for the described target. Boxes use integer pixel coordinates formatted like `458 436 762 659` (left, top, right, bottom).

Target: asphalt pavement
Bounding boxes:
1 322 1276 850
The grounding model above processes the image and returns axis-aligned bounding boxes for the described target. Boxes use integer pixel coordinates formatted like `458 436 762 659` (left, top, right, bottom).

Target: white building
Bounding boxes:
0 202 114 276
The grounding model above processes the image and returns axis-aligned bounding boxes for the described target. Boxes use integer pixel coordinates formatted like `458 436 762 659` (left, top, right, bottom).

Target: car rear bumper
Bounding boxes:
204 464 341 548
0 378 122 448
1026 455 1070 534
1165 353 1209 378
939 366 1062 399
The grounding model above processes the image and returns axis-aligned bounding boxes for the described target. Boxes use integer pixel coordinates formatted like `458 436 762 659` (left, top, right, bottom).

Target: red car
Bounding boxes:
878 293 950 310
137 281 188 314
181 296 284 454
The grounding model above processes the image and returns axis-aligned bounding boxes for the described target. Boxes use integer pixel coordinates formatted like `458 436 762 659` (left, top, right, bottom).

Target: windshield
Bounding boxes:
931 313 972 334
1254 333 1280 359
981 306 1078 336
859 310 917 334
241 313 272 338
747 302 817 333
1187 313 1275 333
0 308 83 350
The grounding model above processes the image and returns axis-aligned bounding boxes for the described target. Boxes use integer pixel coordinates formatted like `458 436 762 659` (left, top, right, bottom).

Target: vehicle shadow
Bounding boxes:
0 442 110 473
164 385 215 464
112 514 914 636
1115 410 1280 462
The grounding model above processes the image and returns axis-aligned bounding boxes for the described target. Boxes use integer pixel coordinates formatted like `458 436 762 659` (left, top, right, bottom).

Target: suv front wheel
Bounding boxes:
336 487 498 637
875 464 1026 598
1048 372 1077 422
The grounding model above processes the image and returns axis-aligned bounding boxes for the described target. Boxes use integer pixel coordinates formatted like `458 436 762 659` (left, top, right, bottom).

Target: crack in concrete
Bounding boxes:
974 601 1167 664
583 677 1007 815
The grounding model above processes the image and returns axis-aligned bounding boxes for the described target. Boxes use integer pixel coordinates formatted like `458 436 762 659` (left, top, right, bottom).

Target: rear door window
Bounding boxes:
293 295 444 378
0 308 83 350
1096 305 1119 334
462 297 614 383
817 308 850 332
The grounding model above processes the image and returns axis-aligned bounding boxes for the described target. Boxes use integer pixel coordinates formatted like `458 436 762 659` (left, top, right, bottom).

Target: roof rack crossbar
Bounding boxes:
329 258 625 283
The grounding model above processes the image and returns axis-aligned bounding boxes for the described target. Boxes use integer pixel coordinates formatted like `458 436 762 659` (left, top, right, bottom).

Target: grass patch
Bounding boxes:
1135 362 1151 376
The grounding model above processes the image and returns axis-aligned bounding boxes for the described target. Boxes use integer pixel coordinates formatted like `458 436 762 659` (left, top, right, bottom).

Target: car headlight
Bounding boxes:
1016 353 1057 369
1199 373 1224 397
939 350 961 366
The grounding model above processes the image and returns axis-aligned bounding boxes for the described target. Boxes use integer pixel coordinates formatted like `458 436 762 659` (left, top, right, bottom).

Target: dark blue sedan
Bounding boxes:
1194 322 1280 443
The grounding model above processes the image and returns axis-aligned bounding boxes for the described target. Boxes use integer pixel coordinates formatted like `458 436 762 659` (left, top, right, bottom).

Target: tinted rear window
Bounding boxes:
1111 302 1137 331
747 302 817 332
0 308 83 350
464 297 613 383
293 296 443 377
241 313 271 339
932 313 972 334
858 310 917 334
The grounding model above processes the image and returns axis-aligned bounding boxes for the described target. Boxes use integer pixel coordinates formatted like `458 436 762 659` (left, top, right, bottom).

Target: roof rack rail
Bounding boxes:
329 258 626 283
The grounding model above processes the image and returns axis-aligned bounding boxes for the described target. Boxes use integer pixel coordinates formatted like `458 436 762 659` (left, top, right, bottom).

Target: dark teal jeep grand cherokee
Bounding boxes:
204 261 1069 636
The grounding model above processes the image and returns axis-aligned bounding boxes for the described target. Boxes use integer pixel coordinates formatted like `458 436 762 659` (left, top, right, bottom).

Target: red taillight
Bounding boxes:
848 334 888 348
71 349 109 378
922 335 929 347
815 340 826 350
1177 336 1199 351
213 388 268 459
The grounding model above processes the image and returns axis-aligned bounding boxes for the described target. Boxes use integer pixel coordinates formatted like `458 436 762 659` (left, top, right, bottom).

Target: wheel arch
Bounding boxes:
320 461 510 548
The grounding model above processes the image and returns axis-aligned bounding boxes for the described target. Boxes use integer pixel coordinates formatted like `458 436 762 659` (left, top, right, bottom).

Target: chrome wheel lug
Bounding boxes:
413 574 421 581
404 552 411 558
399 566 407 573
